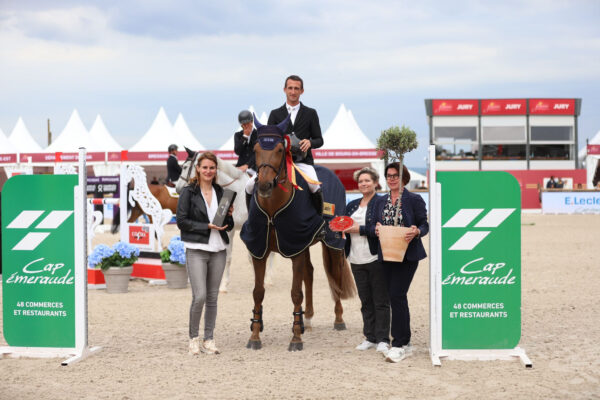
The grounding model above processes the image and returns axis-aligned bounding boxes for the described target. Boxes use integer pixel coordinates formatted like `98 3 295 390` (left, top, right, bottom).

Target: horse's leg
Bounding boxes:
265 253 275 286
127 205 142 224
303 252 314 332
247 254 267 350
289 252 306 351
219 230 234 293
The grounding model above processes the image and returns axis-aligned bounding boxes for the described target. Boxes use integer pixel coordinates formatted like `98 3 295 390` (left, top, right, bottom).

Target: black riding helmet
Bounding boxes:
238 110 253 125
168 144 178 152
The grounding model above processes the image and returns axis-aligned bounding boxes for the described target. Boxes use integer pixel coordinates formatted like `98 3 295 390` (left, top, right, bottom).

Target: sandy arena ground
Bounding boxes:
1 214 599 399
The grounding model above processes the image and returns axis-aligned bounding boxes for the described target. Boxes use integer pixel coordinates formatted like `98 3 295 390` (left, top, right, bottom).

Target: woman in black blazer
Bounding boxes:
176 152 234 356
371 163 429 363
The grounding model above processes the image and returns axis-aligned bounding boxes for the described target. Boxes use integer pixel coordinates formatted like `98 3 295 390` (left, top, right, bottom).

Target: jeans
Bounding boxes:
351 260 390 344
383 260 418 348
186 248 226 340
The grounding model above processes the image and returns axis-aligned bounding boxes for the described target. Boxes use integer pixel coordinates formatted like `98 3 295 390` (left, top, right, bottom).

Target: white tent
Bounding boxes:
46 110 99 152
321 104 375 149
0 127 17 153
578 129 600 166
9 117 43 152
130 107 180 152
173 113 206 152
89 115 122 151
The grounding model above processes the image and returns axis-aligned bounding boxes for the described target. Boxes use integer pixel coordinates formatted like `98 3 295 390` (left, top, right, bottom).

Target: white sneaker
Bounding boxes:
188 337 200 355
403 343 413 357
385 346 406 363
376 342 390 355
355 340 376 351
202 339 220 355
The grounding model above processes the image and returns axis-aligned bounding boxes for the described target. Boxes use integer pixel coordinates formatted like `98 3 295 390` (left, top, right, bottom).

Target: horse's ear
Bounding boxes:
276 113 291 133
253 113 263 130
185 147 195 158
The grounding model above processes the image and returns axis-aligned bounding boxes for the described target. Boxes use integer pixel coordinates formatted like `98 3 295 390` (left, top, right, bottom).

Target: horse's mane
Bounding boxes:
216 155 244 179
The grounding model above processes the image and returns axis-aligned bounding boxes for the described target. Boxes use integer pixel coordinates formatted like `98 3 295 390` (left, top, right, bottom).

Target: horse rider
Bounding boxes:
244 74 324 215
167 144 182 187
234 110 258 175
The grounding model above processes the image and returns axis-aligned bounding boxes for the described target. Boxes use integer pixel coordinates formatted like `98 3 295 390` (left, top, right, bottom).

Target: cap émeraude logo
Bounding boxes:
443 208 515 251
7 210 73 251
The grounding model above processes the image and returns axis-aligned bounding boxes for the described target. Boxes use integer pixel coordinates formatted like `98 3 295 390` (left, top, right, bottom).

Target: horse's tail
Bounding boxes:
321 245 356 300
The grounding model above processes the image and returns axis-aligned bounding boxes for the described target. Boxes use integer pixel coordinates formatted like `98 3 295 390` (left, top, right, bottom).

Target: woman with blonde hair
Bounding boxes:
176 152 234 355
343 167 390 354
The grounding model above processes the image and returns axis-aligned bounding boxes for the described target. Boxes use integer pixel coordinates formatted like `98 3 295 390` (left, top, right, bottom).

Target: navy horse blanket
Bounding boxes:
240 165 346 259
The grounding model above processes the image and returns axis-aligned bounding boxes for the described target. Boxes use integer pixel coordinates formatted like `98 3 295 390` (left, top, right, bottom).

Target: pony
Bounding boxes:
241 117 356 351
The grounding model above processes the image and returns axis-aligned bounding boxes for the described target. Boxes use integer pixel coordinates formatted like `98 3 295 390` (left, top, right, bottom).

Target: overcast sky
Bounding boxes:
1 0 599 167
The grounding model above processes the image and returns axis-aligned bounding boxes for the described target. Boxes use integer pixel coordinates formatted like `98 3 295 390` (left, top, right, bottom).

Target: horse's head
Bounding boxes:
254 114 291 198
175 147 200 193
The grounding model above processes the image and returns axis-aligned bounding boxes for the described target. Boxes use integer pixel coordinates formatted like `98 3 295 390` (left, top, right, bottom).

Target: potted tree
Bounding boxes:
376 125 419 262
89 242 139 293
160 236 188 289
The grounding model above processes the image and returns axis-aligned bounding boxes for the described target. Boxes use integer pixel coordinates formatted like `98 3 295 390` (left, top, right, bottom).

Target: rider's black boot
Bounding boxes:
246 192 253 211
310 189 324 217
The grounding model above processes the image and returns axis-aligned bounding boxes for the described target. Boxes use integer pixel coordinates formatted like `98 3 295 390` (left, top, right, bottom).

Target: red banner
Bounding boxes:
17 152 106 163
481 99 527 115
587 144 600 155
312 149 382 159
432 99 479 116
529 99 575 115
0 154 17 164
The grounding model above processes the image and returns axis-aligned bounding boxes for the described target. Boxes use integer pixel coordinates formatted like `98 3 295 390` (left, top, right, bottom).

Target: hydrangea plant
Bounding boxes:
88 242 140 271
160 236 186 266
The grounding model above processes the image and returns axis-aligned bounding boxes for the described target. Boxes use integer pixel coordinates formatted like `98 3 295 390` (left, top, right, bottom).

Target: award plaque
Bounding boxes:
212 189 236 227
328 216 354 232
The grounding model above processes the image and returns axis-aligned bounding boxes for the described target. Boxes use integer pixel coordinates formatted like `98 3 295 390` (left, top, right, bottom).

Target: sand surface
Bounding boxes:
1 214 599 399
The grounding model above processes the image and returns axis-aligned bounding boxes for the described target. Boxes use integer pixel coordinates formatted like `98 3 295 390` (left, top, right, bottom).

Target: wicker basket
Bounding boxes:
379 226 410 262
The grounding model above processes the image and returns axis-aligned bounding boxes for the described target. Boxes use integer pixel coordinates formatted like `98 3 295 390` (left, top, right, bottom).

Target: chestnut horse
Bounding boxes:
243 118 356 351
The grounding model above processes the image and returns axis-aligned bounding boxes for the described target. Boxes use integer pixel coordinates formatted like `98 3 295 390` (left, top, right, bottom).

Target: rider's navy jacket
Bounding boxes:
177 182 234 244
343 194 385 258
167 154 182 183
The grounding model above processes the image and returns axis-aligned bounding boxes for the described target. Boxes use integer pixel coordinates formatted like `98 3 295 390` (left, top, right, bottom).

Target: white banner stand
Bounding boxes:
1 148 101 365
428 145 531 368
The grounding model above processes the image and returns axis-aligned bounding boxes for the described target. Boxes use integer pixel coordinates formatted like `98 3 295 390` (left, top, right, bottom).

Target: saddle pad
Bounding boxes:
166 186 179 198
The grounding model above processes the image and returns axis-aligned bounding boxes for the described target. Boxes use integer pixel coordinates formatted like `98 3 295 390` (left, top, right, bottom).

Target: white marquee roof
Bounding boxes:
321 104 375 149
89 115 122 151
130 107 180 152
173 113 205 152
579 129 600 160
9 117 43 152
0 127 18 153
46 109 99 152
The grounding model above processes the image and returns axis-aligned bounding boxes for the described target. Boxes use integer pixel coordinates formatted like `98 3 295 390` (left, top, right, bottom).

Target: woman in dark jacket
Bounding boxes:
370 163 429 363
176 152 234 356
343 167 390 354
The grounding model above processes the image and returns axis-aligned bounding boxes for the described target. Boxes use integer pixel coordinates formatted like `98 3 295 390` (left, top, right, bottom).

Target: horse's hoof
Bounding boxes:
288 342 303 352
333 322 347 331
246 340 262 350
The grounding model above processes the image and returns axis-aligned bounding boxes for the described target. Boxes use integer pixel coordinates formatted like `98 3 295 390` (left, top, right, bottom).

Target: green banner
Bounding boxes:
2 175 77 348
439 171 521 349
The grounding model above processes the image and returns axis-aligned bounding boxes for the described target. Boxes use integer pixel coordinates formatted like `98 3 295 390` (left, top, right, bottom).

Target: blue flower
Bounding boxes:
88 241 139 270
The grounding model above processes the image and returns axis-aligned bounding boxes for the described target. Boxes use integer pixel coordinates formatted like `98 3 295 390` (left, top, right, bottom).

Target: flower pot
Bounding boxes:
162 263 188 289
379 226 411 262
102 266 133 294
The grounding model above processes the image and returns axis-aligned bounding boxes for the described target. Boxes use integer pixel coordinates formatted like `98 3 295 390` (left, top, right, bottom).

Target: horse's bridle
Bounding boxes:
256 145 287 190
